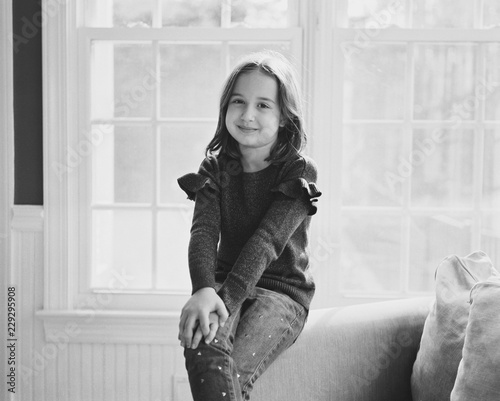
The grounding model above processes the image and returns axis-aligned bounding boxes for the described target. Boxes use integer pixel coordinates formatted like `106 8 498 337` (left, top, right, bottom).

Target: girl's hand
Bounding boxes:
191 312 219 349
178 287 229 349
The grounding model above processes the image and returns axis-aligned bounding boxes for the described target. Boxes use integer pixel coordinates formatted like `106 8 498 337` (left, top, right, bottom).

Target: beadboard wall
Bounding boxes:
12 206 192 401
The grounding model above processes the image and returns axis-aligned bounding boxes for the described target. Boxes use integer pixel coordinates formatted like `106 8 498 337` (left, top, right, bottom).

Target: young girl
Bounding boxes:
177 50 321 401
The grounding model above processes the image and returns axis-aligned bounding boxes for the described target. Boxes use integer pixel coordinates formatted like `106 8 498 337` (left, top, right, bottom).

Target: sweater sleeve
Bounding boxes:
217 156 321 315
177 156 221 294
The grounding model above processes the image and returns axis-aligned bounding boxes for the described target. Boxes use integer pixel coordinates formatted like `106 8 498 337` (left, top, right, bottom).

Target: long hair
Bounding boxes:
206 50 307 163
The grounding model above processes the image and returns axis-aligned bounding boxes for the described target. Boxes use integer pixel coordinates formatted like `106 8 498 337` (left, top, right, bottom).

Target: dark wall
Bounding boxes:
12 0 44 205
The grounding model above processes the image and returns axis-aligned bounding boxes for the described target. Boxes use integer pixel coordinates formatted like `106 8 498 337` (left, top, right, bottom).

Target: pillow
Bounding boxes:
451 276 500 401
411 251 498 401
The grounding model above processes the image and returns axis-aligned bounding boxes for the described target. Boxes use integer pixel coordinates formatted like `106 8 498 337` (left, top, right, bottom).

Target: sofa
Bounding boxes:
252 296 432 401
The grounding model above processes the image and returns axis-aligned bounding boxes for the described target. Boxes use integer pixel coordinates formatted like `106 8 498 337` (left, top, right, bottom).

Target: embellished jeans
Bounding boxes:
184 286 307 401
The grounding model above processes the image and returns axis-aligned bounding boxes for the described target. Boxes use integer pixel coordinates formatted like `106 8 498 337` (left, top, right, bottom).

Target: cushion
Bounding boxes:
451 276 500 400
411 251 498 401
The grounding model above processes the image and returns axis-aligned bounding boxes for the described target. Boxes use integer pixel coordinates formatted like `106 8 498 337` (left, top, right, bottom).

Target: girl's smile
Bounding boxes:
237 125 258 133
225 70 284 163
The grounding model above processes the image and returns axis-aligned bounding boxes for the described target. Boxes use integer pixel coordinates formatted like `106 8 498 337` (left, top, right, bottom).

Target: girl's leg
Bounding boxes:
184 307 243 401
232 288 307 400
184 287 307 401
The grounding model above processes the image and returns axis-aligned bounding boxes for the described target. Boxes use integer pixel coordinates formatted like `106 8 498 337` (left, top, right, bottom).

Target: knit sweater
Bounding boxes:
178 153 321 315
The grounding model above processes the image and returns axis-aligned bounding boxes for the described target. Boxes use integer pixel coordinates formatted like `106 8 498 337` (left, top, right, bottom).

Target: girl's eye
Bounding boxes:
258 103 270 109
231 98 244 104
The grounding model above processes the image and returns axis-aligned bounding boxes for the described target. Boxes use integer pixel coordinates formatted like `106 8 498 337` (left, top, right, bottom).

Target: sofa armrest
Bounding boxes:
252 297 432 401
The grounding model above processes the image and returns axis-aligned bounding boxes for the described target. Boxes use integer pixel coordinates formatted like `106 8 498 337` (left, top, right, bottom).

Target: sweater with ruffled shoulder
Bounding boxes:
177 153 321 315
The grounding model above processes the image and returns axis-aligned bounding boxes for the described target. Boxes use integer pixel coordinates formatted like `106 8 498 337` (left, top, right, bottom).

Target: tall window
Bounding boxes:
334 0 500 299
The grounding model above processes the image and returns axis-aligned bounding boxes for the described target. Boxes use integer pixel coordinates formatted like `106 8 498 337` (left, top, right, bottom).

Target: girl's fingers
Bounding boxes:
205 321 218 344
181 315 197 349
216 302 229 327
198 313 210 338
191 326 204 349
178 312 187 346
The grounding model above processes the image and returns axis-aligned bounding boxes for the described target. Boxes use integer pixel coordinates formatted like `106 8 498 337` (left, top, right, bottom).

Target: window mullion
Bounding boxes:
334 28 500 42
472 43 487 250
407 0 414 28
331 30 346 301
151 39 160 290
82 27 303 41
153 0 162 27
80 31 95 299
288 0 300 27
221 0 232 28
475 0 485 29
401 41 416 294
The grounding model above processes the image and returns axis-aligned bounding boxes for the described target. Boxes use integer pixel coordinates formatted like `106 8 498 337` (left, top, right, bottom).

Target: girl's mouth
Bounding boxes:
238 125 258 133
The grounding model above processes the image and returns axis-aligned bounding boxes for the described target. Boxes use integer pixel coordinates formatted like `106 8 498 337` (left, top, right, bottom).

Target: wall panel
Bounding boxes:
12 207 192 401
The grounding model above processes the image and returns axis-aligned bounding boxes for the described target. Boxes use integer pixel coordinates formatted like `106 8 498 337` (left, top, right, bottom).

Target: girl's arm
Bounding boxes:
178 156 227 348
178 156 221 293
218 157 320 315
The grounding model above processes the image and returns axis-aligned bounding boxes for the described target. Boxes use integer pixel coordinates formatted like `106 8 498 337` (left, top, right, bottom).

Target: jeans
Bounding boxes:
184 286 308 401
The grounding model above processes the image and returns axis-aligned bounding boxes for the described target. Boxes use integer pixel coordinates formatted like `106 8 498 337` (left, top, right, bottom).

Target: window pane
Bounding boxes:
412 0 474 29
231 0 289 28
91 42 155 119
157 210 192 291
92 126 154 204
410 129 474 208
343 44 406 120
347 0 406 29
485 44 500 121
91 125 115 203
341 213 402 292
114 43 154 118
84 0 154 27
91 42 114 119
114 127 154 203
483 129 500 208
162 0 221 27
481 213 500 265
160 124 216 204
483 0 500 29
92 210 152 289
409 214 473 292
342 124 405 206
160 44 222 118
113 0 154 27
229 42 292 68
414 44 477 121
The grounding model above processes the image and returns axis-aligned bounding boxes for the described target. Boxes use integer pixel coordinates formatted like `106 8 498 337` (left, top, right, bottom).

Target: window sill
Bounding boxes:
36 309 180 345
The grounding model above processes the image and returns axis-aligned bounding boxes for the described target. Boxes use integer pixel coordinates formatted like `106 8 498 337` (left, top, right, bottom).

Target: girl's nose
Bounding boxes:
241 105 255 122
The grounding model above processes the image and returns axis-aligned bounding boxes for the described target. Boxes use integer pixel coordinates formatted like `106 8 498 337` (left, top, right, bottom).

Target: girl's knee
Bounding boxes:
184 336 232 363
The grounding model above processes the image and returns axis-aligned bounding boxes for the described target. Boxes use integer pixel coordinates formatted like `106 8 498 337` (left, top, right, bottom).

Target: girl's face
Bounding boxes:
225 70 283 158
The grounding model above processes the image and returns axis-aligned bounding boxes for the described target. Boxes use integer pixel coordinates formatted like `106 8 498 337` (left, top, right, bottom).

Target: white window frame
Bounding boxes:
327 0 500 305
76 27 303 312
